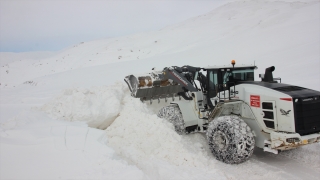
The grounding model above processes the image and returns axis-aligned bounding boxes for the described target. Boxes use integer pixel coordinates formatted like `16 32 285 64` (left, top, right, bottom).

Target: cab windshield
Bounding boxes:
223 69 254 84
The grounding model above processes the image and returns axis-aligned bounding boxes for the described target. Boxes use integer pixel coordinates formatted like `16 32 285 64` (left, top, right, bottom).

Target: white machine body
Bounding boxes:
125 64 320 154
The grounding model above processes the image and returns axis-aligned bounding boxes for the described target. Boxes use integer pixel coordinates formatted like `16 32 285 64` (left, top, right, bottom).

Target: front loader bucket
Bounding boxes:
124 73 184 101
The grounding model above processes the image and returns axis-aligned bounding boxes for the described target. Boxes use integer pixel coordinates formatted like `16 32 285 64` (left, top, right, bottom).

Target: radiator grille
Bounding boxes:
294 98 320 135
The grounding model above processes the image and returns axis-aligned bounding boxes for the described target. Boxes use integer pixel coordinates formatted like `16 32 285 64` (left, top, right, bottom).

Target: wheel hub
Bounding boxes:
213 131 228 151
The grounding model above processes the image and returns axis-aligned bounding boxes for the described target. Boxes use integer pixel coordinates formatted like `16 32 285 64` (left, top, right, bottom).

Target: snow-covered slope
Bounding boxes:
1 0 319 90
0 1 320 179
0 51 56 66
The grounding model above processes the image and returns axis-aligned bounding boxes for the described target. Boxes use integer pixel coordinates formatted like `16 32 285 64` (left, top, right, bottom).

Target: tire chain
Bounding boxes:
206 116 255 164
158 105 186 134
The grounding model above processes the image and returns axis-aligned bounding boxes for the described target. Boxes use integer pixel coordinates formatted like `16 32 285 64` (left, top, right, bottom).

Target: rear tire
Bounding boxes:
206 116 255 164
157 105 185 134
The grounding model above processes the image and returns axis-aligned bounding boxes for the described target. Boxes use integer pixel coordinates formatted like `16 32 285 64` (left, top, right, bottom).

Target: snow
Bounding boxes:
0 51 56 66
1 1 320 179
40 83 125 129
104 94 225 179
0 110 145 180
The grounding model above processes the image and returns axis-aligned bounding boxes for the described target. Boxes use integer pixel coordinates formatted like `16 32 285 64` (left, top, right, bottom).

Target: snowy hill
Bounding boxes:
0 1 320 180
0 51 56 66
1 0 319 90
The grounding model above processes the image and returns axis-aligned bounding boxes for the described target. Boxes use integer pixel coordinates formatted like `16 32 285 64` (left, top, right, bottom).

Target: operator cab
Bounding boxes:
203 64 257 107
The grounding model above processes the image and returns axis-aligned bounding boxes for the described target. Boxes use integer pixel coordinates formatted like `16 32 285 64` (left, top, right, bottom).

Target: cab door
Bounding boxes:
260 101 278 130
207 70 219 108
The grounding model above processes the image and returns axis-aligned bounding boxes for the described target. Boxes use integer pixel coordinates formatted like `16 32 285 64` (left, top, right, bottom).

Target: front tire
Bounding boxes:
206 116 255 164
157 105 185 134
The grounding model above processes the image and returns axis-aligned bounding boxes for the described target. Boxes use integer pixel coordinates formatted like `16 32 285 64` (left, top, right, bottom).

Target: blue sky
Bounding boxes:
0 0 227 52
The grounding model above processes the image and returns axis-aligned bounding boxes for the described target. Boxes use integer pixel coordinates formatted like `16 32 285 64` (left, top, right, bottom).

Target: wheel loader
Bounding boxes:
124 60 320 164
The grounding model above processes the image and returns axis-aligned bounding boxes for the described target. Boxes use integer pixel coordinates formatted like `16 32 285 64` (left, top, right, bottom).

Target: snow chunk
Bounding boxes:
40 83 126 129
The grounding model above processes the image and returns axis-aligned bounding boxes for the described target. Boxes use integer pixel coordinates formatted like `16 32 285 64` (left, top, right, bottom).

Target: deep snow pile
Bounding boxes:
104 93 225 179
40 83 126 129
38 83 226 179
